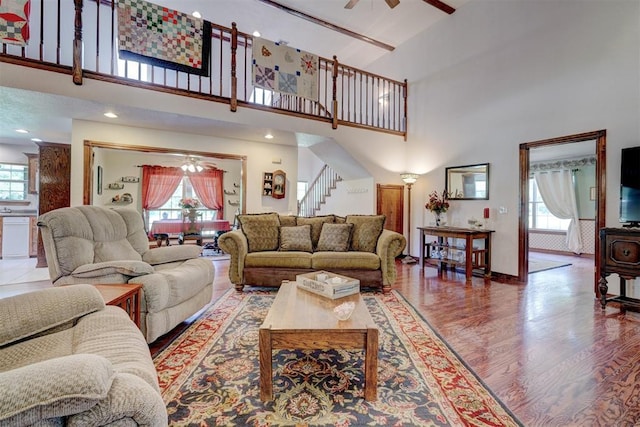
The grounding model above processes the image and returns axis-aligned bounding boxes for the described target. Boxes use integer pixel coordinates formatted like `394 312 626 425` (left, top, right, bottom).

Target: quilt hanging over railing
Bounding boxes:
0 0 30 46
252 38 319 102
116 0 211 76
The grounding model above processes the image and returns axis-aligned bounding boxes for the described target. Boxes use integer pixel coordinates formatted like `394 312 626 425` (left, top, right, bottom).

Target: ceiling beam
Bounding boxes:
254 0 395 52
422 0 456 15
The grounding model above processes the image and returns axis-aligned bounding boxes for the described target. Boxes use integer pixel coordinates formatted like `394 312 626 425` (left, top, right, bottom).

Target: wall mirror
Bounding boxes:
445 163 489 200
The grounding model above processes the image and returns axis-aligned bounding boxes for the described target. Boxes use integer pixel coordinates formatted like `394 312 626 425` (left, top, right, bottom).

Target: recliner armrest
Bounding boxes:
142 245 202 265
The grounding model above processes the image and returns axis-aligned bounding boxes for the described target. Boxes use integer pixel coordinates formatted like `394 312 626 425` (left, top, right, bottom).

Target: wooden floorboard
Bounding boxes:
4 252 640 426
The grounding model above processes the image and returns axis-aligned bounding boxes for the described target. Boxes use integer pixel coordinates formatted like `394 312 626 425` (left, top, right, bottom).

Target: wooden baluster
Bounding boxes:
230 22 238 112
332 56 339 129
72 0 83 85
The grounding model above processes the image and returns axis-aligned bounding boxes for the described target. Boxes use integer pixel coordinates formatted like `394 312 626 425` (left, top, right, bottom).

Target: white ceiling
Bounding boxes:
0 0 467 148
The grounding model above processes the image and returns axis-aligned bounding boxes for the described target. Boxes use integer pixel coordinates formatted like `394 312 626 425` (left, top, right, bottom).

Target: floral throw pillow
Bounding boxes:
279 225 313 252
316 223 353 252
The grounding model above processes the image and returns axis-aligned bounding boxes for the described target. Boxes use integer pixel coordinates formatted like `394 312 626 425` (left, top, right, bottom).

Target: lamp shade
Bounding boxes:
400 173 418 185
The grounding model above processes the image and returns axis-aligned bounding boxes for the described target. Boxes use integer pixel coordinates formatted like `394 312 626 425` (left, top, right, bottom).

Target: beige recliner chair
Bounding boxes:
38 205 214 343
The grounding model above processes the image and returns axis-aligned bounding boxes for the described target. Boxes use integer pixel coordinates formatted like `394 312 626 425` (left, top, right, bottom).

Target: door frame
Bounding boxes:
518 130 606 295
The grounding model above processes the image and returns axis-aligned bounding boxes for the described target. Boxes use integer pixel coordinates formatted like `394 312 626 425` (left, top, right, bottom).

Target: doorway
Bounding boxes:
518 130 606 296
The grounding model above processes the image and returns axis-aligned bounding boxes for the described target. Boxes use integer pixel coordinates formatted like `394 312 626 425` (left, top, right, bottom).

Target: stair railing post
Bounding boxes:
230 22 238 112
332 56 339 130
72 0 84 85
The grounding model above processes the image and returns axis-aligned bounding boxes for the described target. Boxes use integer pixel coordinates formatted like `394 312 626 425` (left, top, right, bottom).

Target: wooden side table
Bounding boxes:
93 284 142 328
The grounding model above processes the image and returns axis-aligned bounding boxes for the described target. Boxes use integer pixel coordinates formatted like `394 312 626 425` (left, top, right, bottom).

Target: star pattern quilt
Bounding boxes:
0 0 30 46
252 38 319 102
117 0 211 76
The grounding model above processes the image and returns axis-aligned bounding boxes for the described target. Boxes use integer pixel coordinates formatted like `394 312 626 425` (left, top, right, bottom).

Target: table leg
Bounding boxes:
599 276 608 309
364 327 378 401
259 328 273 401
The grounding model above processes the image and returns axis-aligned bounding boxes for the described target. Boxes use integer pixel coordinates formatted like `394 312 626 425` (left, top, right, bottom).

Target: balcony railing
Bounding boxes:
1 0 407 138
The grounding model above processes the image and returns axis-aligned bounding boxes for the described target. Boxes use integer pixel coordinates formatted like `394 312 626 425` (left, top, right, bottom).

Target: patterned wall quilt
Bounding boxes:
252 38 319 102
117 0 211 76
0 0 30 46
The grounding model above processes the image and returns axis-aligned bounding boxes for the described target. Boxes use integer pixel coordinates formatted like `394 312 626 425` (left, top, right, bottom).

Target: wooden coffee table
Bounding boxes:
259 281 379 401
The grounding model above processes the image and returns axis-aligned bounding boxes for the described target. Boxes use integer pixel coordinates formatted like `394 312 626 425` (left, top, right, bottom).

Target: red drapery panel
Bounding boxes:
188 168 224 219
141 166 183 210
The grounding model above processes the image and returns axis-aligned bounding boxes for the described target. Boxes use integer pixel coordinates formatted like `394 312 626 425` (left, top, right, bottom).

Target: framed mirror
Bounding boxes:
445 163 489 200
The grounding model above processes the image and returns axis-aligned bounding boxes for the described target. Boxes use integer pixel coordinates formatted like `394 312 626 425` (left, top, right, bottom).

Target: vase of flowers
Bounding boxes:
425 190 450 226
179 198 201 232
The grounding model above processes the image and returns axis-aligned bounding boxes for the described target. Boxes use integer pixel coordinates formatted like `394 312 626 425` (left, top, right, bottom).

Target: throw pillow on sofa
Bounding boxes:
346 214 386 253
316 223 353 252
279 225 313 252
237 212 280 252
297 215 335 249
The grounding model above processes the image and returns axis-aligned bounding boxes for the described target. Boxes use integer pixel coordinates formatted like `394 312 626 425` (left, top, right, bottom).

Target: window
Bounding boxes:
529 178 571 231
147 177 217 234
249 87 273 106
0 163 28 201
297 181 308 202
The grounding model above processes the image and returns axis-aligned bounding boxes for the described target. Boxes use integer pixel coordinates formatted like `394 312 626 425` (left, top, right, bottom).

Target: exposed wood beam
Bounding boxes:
423 0 456 15
254 0 395 52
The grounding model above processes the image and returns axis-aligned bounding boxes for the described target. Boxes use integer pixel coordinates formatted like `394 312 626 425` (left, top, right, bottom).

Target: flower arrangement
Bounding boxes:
425 190 450 214
179 198 200 209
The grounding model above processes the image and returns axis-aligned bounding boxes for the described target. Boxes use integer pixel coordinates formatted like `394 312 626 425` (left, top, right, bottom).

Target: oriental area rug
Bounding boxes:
153 289 522 426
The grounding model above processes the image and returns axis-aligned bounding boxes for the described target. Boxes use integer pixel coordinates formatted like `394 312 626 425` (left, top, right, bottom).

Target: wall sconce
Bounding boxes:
400 173 419 263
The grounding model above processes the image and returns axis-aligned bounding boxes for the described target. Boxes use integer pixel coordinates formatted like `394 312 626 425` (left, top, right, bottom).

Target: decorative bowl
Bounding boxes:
333 301 356 321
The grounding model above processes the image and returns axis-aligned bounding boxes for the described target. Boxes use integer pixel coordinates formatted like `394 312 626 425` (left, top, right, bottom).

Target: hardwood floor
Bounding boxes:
4 254 639 426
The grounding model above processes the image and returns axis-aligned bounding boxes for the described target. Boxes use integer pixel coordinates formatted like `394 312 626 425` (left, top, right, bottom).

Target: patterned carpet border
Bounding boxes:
153 289 523 426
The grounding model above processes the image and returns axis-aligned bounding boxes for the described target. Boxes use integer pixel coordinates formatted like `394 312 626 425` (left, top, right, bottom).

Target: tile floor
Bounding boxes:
0 257 50 286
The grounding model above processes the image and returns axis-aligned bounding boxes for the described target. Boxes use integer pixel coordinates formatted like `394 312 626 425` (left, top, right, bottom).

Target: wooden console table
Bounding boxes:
599 227 640 310
418 226 494 282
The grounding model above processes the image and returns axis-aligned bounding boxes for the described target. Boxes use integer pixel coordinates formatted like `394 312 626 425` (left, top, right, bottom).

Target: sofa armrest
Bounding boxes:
66 373 167 427
376 229 407 286
0 284 105 347
142 245 202 265
0 354 114 426
217 229 248 285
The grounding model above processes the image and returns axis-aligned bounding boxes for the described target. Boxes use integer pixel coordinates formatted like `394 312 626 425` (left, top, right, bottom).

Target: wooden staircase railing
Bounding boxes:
298 165 342 217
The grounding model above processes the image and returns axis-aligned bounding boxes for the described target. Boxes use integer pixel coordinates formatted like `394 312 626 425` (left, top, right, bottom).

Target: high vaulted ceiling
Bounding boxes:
0 0 469 147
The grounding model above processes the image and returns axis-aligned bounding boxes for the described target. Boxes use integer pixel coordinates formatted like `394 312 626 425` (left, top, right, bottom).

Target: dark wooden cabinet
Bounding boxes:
599 227 640 309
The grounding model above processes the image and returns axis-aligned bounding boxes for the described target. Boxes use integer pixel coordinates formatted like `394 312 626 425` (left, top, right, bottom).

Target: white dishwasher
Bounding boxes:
2 216 30 259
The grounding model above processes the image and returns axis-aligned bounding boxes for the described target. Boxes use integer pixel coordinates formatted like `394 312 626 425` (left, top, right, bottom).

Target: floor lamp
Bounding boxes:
400 173 419 264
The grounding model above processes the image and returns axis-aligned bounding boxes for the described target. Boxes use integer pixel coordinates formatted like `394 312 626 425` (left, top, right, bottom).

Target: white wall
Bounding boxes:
317 178 376 216
71 120 299 215
369 0 640 276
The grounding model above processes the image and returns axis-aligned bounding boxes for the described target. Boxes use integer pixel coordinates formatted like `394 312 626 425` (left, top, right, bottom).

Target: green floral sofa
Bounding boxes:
218 213 406 293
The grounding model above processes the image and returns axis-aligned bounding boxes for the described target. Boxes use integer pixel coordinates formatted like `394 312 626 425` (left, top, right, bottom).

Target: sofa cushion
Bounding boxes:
72 260 154 279
279 225 313 252
312 251 381 270
316 223 353 252
297 215 335 249
0 354 114 426
245 251 312 268
278 215 298 227
238 213 280 252
346 215 386 253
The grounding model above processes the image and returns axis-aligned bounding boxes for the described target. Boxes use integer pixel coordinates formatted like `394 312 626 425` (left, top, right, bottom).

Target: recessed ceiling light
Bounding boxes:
15 129 29 133
192 11 201 18
253 30 261 38
30 138 42 142
265 133 274 139
104 112 118 118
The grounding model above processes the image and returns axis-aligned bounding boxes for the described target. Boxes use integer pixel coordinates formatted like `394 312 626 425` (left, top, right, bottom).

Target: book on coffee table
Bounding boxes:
296 271 360 299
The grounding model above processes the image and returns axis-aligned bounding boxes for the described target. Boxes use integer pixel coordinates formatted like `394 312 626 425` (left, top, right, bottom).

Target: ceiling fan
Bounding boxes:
345 0 400 9
164 155 217 172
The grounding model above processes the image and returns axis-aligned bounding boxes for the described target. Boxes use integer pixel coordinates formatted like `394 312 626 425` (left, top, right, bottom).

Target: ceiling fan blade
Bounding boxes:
385 0 400 8
344 0 359 9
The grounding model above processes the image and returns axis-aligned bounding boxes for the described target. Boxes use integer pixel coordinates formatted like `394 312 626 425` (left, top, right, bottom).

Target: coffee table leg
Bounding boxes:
259 328 273 401
364 327 378 401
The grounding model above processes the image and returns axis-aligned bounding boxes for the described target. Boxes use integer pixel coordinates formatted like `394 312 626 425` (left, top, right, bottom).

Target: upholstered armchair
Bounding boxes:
0 284 167 426
38 205 214 343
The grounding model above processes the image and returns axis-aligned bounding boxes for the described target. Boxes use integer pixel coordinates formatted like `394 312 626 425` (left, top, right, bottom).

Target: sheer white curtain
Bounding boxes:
534 170 583 254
